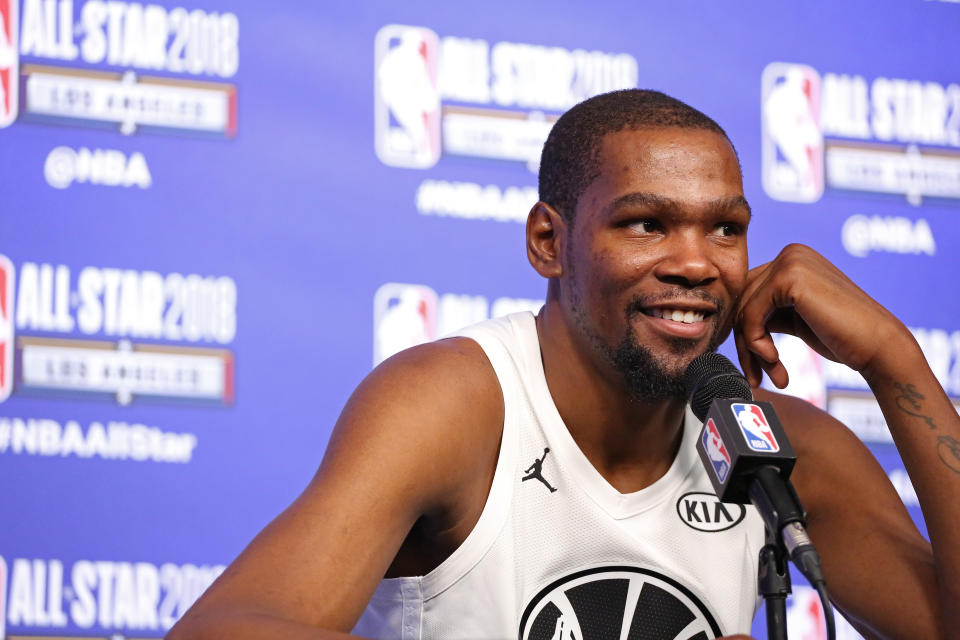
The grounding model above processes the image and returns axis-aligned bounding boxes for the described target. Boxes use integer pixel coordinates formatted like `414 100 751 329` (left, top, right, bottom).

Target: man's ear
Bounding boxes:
526 201 567 278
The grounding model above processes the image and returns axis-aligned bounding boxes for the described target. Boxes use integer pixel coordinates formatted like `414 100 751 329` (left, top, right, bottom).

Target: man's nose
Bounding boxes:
652 232 720 287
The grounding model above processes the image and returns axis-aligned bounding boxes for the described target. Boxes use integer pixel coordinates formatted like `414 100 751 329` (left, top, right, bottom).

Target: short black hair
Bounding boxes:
538 89 732 223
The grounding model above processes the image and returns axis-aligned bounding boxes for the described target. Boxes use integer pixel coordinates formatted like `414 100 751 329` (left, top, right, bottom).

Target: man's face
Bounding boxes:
562 127 750 401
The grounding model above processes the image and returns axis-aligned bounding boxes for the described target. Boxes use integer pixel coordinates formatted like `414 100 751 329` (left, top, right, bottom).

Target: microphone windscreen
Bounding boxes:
684 352 753 421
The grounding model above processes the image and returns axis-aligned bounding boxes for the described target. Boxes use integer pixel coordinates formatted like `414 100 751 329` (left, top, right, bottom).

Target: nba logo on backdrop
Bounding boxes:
373 283 438 365
374 25 441 169
702 418 731 483
761 62 824 203
732 403 780 453
0 0 17 128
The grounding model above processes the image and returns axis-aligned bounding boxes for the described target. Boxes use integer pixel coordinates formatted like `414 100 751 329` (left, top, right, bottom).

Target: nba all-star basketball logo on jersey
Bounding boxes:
518 566 721 640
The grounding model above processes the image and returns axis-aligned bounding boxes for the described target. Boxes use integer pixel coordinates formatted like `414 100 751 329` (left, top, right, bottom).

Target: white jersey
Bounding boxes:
353 312 765 639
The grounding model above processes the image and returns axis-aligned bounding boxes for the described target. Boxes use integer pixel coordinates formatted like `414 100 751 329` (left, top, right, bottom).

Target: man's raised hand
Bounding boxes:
732 243 910 389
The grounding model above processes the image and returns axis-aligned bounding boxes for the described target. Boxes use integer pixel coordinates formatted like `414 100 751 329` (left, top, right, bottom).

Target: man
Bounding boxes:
168 91 959 639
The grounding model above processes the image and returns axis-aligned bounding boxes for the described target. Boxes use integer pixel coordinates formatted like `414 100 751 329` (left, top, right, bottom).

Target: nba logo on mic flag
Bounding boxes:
732 403 780 453
374 25 441 169
0 0 18 128
0 255 13 402
702 418 731 484
761 62 823 203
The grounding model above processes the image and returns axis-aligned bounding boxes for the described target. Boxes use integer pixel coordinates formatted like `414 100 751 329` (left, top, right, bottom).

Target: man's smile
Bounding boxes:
645 308 706 323
637 307 714 340
627 297 721 341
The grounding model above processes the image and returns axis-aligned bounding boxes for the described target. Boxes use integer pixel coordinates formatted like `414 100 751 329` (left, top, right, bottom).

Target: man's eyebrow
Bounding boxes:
605 192 676 215
606 192 753 220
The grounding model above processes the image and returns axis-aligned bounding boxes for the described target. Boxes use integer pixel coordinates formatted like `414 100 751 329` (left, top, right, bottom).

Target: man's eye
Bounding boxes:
714 223 741 237
630 219 660 233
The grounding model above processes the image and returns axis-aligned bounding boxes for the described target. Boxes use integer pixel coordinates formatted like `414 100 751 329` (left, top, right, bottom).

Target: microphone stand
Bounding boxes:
684 353 834 639
750 464 805 640
757 526 791 640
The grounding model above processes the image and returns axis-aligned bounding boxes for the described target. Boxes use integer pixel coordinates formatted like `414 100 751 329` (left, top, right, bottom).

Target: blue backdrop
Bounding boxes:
1 1 958 638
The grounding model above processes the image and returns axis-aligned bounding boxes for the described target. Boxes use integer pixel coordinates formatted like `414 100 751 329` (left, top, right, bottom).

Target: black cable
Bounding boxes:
814 580 837 640
789 544 835 639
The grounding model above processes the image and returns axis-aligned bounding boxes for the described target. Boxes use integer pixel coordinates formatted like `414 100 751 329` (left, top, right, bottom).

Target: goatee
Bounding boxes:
610 297 729 403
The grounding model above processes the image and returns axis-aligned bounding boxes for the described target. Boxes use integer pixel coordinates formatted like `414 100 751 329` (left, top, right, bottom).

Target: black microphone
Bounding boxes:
684 352 827 588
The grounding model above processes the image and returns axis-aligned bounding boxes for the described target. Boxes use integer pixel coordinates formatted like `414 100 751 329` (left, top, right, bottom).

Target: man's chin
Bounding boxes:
612 337 695 403
664 321 731 362
655 351 712 388
656 334 718 366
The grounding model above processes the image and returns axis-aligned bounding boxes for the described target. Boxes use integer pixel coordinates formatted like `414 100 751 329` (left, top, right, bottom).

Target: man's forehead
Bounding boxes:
596 126 739 167
577 127 746 215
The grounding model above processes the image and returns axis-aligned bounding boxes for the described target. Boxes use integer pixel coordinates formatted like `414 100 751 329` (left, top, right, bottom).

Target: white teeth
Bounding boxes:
650 309 705 324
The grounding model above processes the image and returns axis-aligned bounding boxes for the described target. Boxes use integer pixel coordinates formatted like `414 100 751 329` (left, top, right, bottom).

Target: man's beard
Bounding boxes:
610 331 705 402
577 293 730 403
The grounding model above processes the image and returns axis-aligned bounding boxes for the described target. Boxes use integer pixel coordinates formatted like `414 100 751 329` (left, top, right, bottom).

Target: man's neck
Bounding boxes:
535 303 687 493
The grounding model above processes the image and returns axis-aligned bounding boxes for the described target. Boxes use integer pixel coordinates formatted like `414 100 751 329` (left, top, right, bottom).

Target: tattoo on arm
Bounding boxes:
938 436 960 473
893 383 937 429
893 382 960 474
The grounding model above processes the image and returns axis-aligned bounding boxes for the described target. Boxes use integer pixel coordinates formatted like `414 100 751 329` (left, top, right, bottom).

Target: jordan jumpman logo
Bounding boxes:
522 447 557 493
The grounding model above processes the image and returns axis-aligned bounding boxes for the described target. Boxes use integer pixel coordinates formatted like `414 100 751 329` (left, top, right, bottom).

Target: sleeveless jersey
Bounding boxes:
353 312 765 639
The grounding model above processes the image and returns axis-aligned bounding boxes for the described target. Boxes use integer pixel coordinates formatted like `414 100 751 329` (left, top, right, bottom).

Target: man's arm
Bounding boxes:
166 338 504 639
735 244 960 639
853 333 960 638
758 389 945 639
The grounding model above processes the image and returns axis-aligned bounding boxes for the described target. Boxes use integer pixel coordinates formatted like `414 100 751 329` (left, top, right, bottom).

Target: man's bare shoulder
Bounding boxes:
752 387 855 454
169 337 507 637
344 336 504 437
751 388 905 524
751 388 870 485
326 336 506 510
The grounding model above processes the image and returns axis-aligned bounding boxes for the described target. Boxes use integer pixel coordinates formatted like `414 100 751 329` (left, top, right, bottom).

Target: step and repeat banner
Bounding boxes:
1 1 958 638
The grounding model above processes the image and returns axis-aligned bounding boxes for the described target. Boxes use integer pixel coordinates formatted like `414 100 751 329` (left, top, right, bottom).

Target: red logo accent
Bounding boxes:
372 283 438 365
373 25 442 169
732 403 780 452
705 418 731 467
0 0 18 128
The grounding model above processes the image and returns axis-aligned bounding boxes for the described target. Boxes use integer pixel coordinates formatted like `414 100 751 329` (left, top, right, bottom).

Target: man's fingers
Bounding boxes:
761 357 790 389
745 260 772 284
737 303 780 367
737 261 772 315
745 337 788 389
733 326 763 388
732 327 754 385
733 323 790 389
735 261 797 389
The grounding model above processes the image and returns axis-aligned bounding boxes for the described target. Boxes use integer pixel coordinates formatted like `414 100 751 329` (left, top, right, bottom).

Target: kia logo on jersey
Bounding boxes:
732 403 780 453
0 255 13 402
675 491 746 533
702 418 731 484
0 0 17 128
374 25 441 169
